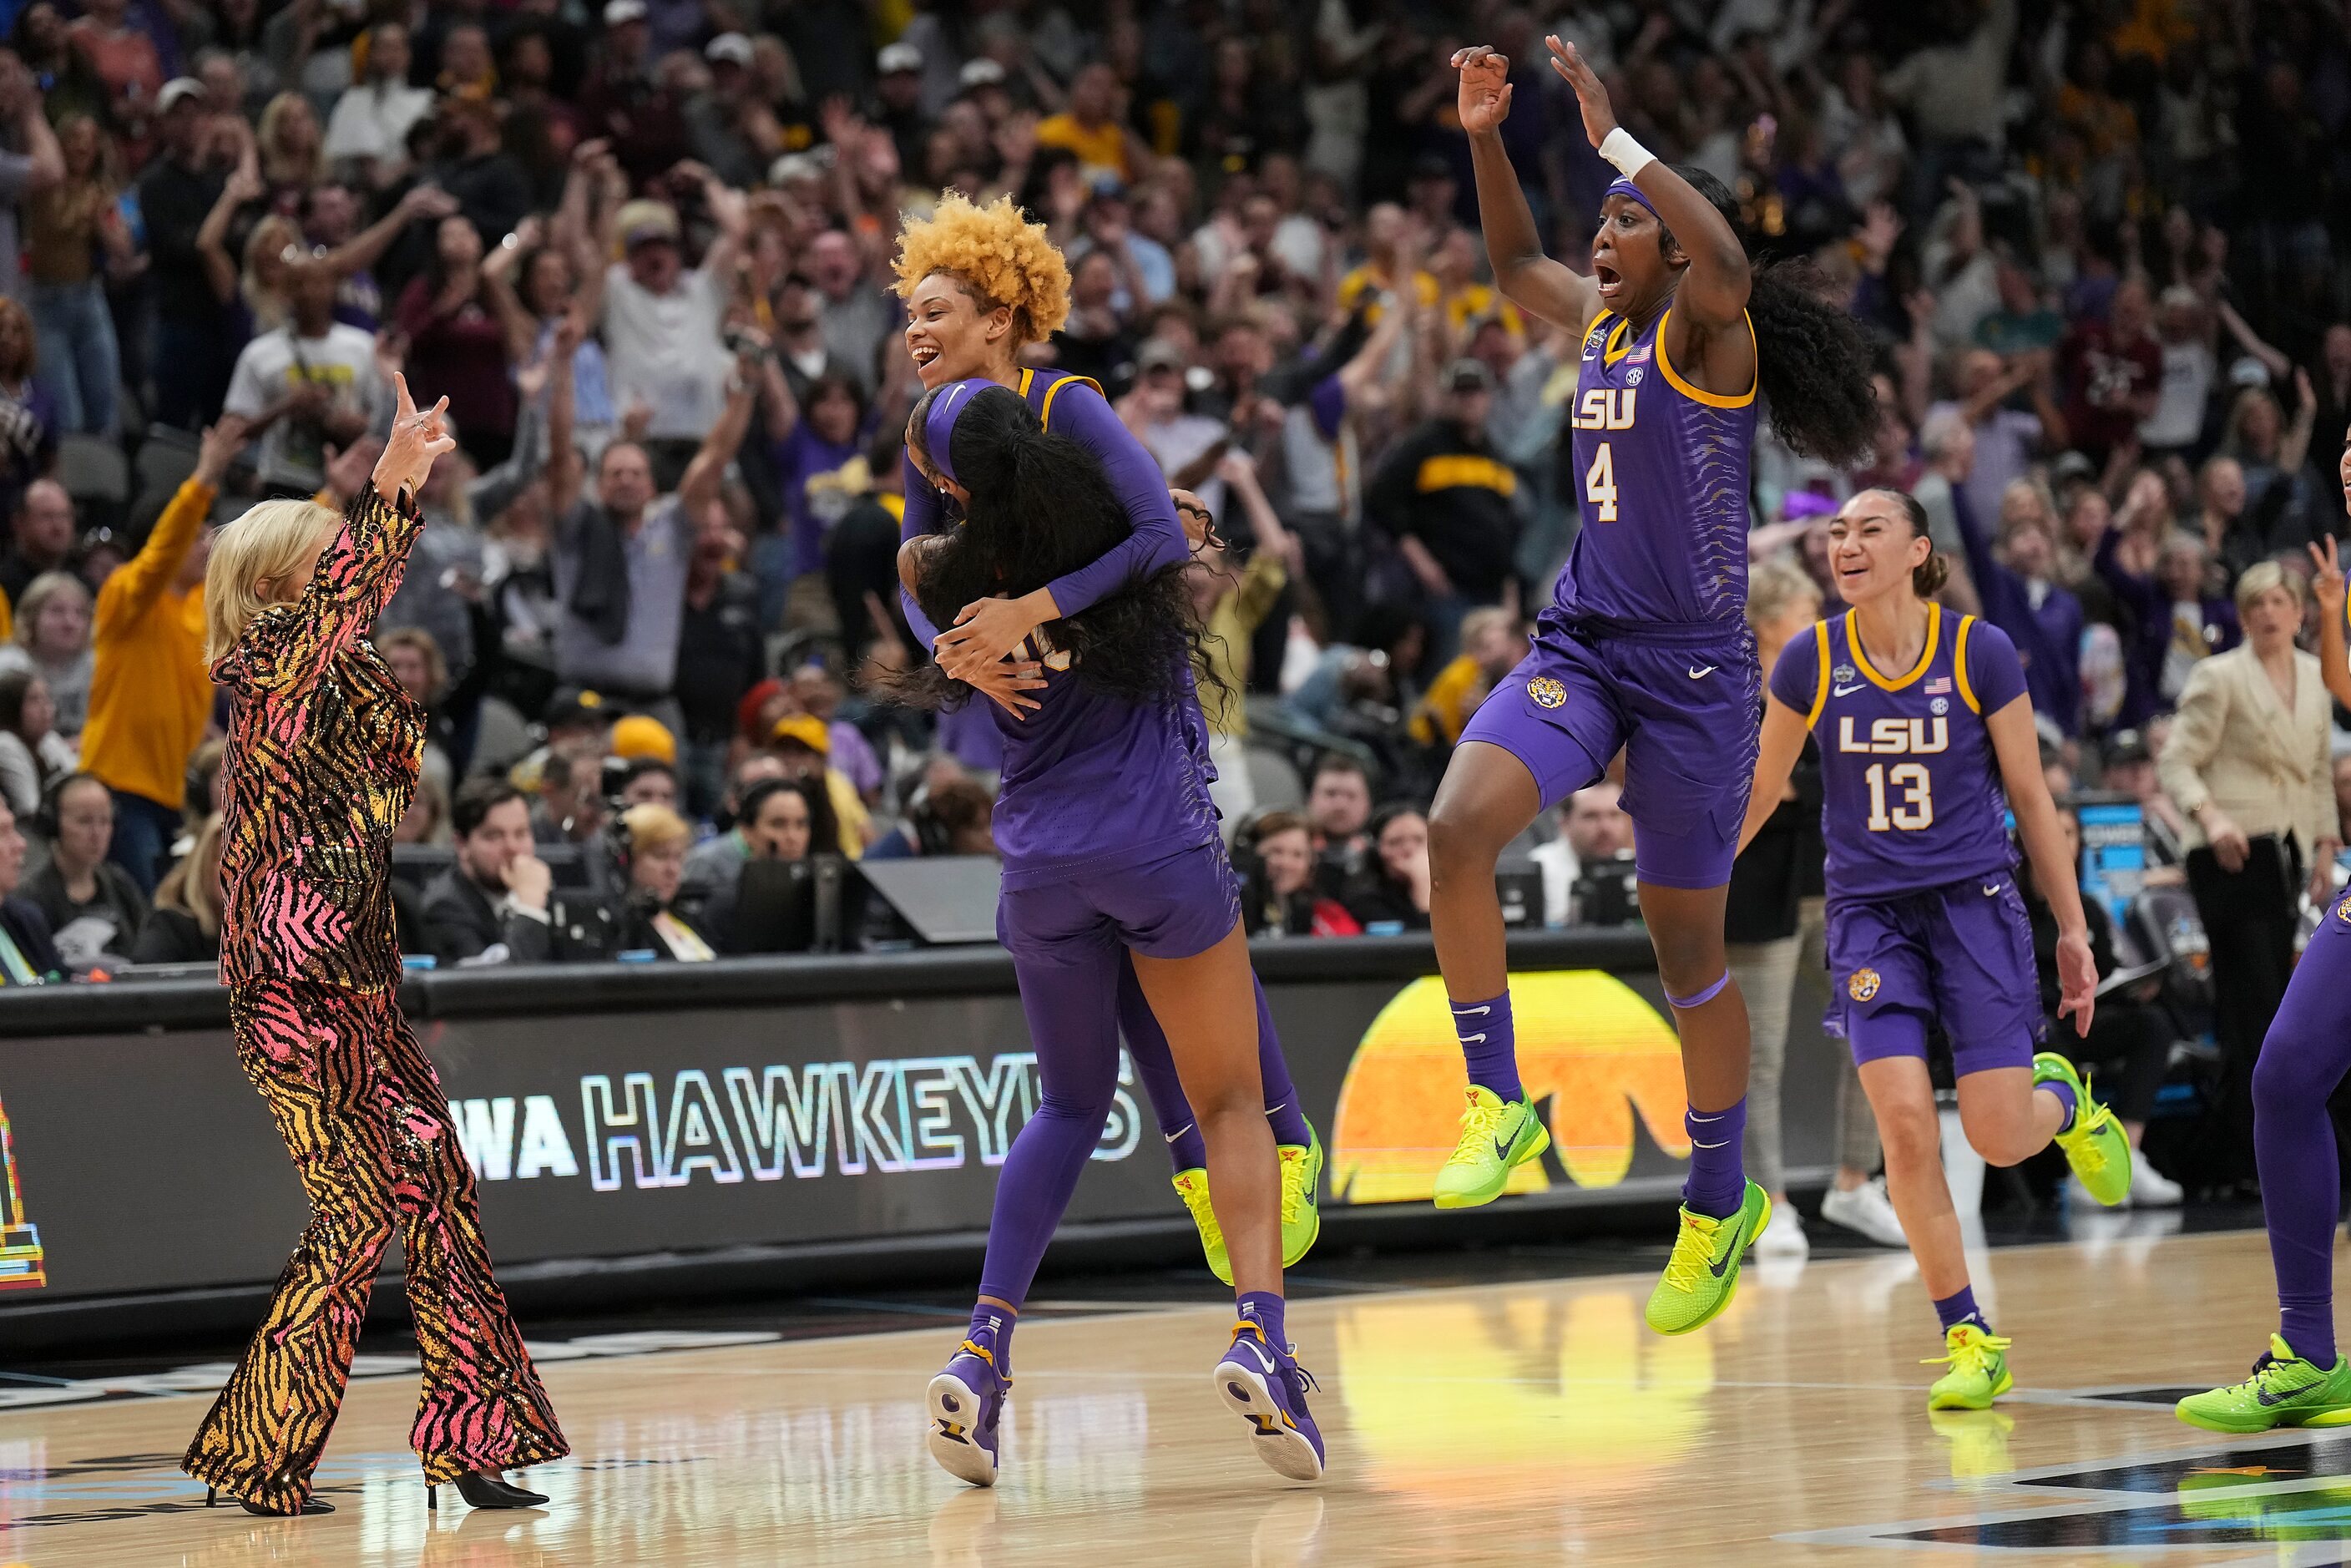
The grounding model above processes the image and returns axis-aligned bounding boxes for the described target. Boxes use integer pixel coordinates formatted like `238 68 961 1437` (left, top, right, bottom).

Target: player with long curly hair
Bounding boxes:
901 379 1324 1488
1428 40 1878 1338
892 192 1327 1296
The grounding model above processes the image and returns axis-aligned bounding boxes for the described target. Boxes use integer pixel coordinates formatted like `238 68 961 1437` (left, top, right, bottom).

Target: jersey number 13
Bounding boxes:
1863 762 1934 832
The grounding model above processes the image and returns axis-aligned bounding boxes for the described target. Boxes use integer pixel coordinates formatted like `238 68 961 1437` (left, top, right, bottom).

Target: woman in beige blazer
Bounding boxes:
2157 559 2341 1190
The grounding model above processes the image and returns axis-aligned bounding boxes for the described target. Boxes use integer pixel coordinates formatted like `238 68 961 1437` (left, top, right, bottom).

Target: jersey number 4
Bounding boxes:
1863 762 1934 832
1585 442 1618 523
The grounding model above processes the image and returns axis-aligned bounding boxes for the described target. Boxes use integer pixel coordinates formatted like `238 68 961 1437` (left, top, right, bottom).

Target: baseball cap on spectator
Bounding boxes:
1088 173 1128 203
771 714 831 756
877 41 923 76
958 58 1008 90
602 0 647 23
704 33 754 68
2050 450 2096 486
2106 728 2150 768
610 714 678 765
546 690 609 737
2228 356 2273 389
769 150 828 185
1446 357 1495 393
1136 337 1186 374
158 78 206 113
617 200 679 250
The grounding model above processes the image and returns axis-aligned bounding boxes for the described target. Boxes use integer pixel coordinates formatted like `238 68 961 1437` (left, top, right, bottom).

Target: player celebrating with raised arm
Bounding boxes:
1433 40 1876 1335
2180 432 2351 1434
1740 489 2130 1410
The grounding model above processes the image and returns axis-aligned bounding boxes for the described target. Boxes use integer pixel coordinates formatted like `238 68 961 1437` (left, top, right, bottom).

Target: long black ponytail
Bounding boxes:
892 382 1210 711
1657 165 1879 467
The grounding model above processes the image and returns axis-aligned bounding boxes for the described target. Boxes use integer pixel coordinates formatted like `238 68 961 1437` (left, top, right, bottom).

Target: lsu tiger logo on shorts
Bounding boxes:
1848 968 1881 1002
1528 676 1567 709
2337 892 2351 925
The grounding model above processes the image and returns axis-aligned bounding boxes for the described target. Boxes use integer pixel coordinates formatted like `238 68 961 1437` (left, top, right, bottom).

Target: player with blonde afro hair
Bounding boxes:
887 189 1333 1333
894 191 1072 379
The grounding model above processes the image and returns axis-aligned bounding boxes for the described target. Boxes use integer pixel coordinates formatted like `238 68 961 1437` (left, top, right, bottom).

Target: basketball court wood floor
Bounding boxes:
3 1222 2343 1566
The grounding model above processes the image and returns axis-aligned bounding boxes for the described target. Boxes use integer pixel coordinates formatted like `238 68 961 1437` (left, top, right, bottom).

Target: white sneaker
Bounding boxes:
1819 1178 1909 1248
2127 1154 2182 1207
1753 1200 1810 1259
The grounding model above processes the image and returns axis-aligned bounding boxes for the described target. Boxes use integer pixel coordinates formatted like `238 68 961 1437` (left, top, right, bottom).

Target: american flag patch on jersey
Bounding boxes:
1926 677 1952 695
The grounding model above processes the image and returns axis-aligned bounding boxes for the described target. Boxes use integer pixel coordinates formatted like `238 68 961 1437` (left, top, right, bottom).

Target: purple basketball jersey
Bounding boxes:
1554 308 1758 626
1767 604 2030 903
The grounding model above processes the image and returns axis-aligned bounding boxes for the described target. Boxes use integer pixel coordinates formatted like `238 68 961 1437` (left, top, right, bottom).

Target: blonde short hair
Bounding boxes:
205 498 340 665
12 570 89 650
154 813 224 937
2233 558 2305 620
620 802 691 857
892 190 1072 345
1745 556 1822 634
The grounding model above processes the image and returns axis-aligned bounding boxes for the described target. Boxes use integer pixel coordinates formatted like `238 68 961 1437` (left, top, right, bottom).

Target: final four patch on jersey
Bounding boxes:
1848 969 1881 1002
1833 664 1856 685
1529 676 1567 709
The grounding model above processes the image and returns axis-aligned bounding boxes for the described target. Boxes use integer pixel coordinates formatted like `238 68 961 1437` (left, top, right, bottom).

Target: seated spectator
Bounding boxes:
23 770 145 965
616 756 678 809
701 776 839 953
2025 800 2182 1206
423 779 566 964
1342 805 1431 933
1532 781 1636 928
611 802 712 960
770 713 870 856
1237 809 1360 938
0 668 71 816
1409 606 1524 749
529 748 606 851
396 772 450 847
129 812 221 964
677 749 787 917
0 478 73 606
0 569 93 739
2105 726 2187 870
868 774 994 860
1303 751 1373 895
792 660 884 803
0 797 58 983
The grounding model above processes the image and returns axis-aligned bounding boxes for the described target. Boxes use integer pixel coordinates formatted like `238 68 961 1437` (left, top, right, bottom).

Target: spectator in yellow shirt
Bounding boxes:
1409 605 1525 749
1335 204 1439 326
1188 451 1297 832
1034 63 1150 185
78 416 245 891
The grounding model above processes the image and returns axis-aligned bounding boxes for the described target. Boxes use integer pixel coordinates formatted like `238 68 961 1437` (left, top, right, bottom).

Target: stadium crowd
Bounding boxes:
0 0 2343 1198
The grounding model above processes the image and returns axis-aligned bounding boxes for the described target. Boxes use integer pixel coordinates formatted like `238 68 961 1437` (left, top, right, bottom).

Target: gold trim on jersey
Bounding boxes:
1954 614 1981 713
1845 601 1942 692
1655 308 1758 408
1804 619 1833 727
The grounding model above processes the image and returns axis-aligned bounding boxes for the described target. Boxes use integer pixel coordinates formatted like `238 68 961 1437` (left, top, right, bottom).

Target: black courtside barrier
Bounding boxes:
0 932 1843 1349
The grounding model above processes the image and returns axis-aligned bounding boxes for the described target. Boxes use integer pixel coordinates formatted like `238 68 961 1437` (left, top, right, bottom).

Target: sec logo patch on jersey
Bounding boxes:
1529 676 1567 709
1848 968 1881 1002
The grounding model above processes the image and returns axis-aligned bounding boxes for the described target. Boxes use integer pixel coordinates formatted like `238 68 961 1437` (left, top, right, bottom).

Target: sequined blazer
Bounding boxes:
215 484 427 994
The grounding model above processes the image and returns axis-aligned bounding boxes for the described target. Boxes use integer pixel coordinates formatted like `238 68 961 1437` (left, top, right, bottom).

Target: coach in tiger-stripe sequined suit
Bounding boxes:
182 376 567 1518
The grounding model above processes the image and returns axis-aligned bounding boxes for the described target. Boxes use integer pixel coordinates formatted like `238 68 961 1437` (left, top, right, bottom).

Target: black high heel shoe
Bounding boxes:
427 1470 549 1511
205 1485 336 1516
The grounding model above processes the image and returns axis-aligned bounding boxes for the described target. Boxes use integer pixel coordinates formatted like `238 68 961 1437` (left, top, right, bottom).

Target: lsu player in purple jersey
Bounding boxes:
898 381 1322 1488
2178 441 2351 1434
1742 489 2130 1409
1435 39 1877 1334
892 192 1325 1292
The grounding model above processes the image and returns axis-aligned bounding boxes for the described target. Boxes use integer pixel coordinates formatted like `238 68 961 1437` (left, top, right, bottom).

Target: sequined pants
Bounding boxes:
183 982 568 1511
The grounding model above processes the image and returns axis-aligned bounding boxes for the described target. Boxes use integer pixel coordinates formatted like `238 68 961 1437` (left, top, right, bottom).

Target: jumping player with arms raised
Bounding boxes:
1431 39 1877 1335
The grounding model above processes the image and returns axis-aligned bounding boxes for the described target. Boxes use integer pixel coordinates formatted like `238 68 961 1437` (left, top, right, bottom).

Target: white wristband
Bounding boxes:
1599 127 1655 180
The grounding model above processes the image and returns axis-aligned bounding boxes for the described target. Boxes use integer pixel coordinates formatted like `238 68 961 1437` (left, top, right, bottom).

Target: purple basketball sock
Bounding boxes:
1682 1098 1747 1219
1236 1290 1288 1352
966 1300 1017 1378
2040 1078 2078 1136
1254 981 1313 1148
2254 949 2351 1369
1453 992 1524 1103
1933 1285 1984 1333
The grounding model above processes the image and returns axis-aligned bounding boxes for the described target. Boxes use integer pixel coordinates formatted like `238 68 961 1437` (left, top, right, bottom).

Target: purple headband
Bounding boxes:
1603 175 1657 219
920 377 990 484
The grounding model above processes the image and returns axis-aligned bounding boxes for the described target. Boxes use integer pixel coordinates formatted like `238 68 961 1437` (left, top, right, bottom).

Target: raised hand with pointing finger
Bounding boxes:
370 372 457 506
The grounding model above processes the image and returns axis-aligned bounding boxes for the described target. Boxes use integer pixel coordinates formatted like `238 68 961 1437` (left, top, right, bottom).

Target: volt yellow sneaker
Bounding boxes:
1278 1130 1323 1268
1925 1323 2014 1410
1432 1086 1550 1209
2177 1336 2351 1434
1645 1181 1769 1335
2035 1053 2131 1207
1173 1168 1231 1286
